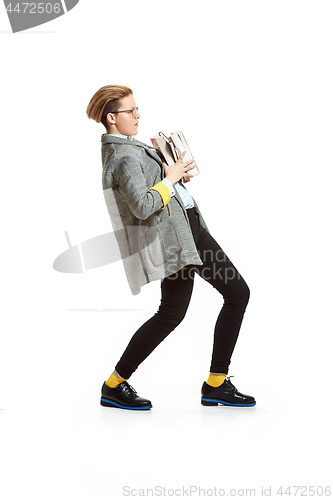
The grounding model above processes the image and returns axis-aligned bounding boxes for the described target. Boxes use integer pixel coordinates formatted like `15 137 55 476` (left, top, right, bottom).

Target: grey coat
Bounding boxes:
101 134 210 295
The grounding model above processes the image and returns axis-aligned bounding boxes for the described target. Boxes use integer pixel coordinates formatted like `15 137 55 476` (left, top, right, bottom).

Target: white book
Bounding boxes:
170 131 200 176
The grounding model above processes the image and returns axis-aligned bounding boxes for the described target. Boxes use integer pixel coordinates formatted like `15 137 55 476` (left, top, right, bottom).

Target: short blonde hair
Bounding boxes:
86 84 133 128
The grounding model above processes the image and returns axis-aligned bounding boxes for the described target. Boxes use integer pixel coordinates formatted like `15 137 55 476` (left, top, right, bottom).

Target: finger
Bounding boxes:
177 151 187 163
185 163 196 170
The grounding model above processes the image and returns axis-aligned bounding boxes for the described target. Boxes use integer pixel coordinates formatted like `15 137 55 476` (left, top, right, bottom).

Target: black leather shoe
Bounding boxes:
201 376 256 407
100 381 152 410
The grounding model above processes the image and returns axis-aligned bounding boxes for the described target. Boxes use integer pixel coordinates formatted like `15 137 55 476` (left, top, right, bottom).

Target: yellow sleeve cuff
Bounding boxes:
148 182 171 209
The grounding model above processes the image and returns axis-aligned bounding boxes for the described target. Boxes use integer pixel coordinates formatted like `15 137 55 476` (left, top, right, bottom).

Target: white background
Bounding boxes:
1 1 332 499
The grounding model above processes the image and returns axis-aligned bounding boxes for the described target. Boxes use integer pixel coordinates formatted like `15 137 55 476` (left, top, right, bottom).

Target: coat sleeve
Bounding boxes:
113 153 171 220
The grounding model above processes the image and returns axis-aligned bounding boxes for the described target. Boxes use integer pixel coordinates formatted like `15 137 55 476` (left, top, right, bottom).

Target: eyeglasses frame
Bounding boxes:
107 107 139 118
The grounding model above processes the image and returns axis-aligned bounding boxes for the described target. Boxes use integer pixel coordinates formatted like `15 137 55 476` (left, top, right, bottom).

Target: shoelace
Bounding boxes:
118 381 137 395
225 376 237 392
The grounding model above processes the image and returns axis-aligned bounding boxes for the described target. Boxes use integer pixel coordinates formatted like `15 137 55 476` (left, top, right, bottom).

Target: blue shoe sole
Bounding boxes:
100 397 152 410
201 397 256 407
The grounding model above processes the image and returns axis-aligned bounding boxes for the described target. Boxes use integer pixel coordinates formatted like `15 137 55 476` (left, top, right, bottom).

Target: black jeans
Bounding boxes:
115 207 250 379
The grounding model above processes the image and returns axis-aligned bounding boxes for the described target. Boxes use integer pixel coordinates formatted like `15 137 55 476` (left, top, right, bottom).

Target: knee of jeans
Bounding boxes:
156 307 187 329
238 280 250 309
226 280 250 310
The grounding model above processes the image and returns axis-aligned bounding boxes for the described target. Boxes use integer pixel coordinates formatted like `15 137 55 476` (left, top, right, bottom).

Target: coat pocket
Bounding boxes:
142 217 181 268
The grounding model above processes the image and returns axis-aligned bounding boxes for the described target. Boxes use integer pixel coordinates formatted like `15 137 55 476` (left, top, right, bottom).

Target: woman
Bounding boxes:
86 85 256 410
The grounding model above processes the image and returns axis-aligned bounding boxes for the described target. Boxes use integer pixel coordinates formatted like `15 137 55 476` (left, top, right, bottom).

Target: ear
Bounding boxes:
106 112 116 126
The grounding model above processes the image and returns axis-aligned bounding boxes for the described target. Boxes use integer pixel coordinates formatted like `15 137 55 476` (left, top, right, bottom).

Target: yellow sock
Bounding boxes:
105 373 127 388
207 374 226 387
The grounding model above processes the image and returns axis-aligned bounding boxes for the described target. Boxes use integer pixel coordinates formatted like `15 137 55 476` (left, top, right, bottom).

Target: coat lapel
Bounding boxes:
128 138 165 179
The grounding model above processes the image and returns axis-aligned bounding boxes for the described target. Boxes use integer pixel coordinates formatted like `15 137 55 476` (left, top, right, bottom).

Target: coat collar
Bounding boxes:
102 134 159 154
101 133 164 168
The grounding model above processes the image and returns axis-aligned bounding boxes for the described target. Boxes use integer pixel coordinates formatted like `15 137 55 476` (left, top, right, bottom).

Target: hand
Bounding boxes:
163 151 196 185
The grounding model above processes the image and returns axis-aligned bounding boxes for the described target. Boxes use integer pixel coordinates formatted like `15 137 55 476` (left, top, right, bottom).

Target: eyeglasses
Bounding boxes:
109 107 139 118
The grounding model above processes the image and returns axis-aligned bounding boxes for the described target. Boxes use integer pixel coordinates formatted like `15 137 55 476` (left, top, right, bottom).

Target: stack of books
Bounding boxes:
150 131 200 183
